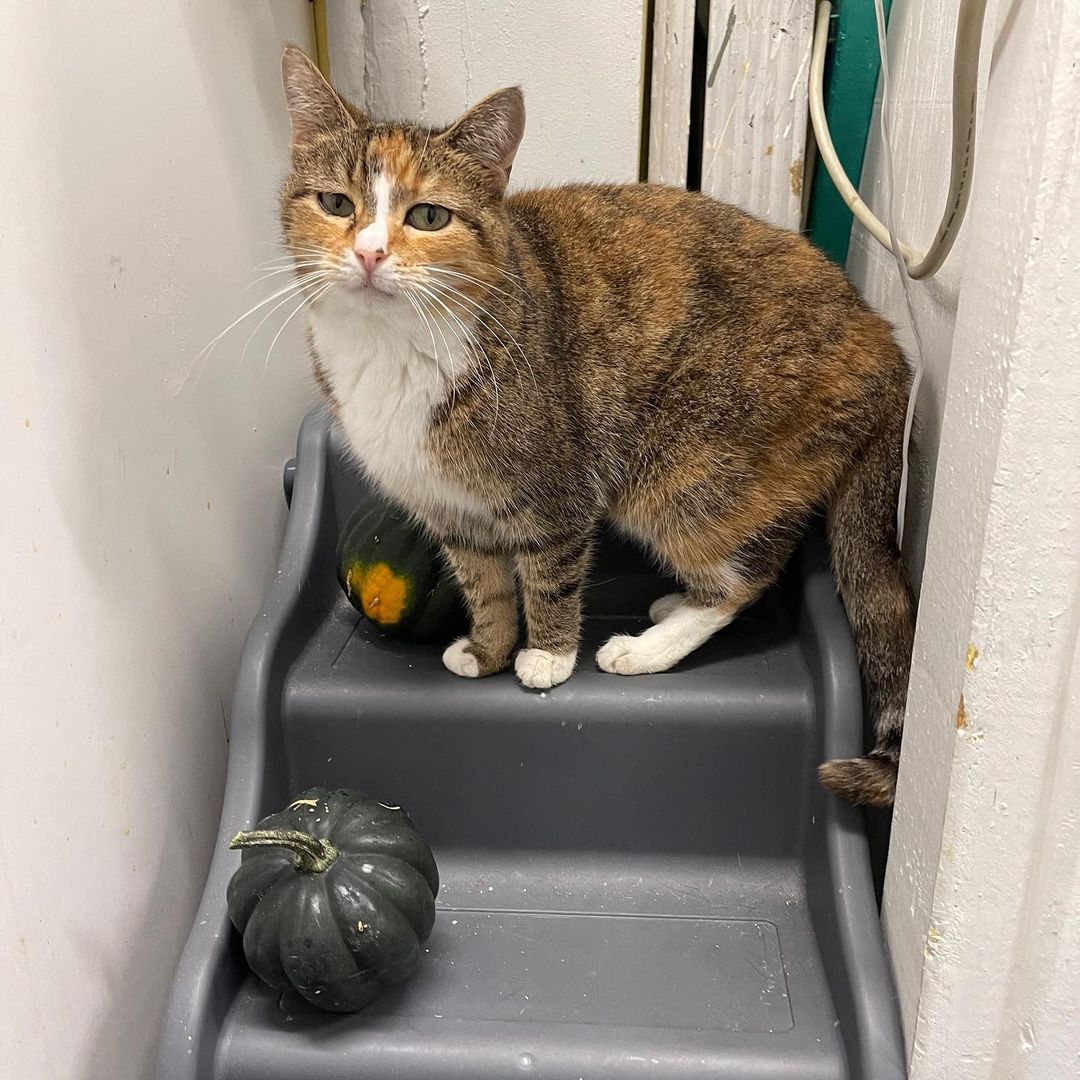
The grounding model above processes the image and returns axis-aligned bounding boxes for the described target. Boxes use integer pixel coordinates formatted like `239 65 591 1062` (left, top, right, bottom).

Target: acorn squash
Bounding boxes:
336 502 465 640
227 787 439 1012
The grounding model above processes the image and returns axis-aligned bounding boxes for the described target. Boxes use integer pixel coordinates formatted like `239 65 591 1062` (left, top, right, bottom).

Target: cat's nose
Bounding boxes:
355 246 388 276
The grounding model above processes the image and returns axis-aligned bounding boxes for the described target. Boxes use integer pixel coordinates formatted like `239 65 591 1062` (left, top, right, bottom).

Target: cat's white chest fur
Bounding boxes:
309 290 485 521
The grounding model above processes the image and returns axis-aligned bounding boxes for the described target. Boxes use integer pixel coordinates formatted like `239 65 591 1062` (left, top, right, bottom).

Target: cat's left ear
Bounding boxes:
439 88 525 190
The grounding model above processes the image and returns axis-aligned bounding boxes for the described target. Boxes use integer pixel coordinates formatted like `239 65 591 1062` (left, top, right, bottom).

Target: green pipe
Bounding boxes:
806 0 893 267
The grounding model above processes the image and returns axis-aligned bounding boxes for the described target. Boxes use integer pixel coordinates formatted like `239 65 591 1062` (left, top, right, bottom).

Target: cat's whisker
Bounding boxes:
405 286 463 409
424 278 537 395
427 266 521 305
416 283 501 431
405 282 456 371
252 254 328 270
402 289 440 364
492 265 529 293
193 274 335 369
242 261 328 294
241 271 334 367
434 263 528 297
400 288 444 399
425 278 535 397
263 280 335 376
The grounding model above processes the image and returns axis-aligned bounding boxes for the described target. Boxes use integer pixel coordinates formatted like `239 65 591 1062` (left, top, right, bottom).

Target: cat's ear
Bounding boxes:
439 88 525 189
281 45 357 147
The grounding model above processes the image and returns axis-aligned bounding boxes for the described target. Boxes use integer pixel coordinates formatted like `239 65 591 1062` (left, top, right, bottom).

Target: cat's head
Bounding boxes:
279 46 524 306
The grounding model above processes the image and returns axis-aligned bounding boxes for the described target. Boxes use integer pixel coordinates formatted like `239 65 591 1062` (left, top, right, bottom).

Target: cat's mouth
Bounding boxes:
344 266 399 298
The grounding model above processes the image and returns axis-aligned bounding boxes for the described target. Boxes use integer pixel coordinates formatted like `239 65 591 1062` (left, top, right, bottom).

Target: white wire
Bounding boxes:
810 0 988 543
871 0 925 546
809 0 989 281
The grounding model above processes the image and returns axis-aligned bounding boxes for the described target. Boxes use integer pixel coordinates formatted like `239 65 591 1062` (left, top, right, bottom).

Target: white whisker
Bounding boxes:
424 277 536 393
406 286 462 408
400 288 443 399
264 280 335 375
427 266 521 305
193 275 332 369
245 261 326 289
240 271 333 367
415 283 501 431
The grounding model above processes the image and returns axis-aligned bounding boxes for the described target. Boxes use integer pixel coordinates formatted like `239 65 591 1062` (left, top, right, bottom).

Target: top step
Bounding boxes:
279 426 818 857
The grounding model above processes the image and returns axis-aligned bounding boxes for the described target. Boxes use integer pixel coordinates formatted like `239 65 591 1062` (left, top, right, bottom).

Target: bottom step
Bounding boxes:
215 851 845 1080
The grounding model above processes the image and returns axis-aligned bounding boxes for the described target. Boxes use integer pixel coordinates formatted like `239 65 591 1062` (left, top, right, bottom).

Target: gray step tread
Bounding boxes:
216 853 845 1080
287 582 811 727
280 593 815 857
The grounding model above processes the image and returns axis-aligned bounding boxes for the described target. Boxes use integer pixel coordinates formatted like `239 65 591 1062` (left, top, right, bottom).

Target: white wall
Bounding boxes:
326 0 645 186
849 1 1080 1074
701 1 814 230
0 4 314 1079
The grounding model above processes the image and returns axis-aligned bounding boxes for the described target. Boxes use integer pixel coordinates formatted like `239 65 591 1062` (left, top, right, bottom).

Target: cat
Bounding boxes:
278 46 916 808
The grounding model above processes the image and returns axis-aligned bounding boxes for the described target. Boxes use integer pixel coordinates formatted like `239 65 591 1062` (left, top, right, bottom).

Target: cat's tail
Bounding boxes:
819 406 916 808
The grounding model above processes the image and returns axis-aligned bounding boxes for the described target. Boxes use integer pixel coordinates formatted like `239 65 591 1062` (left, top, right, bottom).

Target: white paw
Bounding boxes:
515 648 576 689
649 593 684 623
442 637 480 678
596 634 662 675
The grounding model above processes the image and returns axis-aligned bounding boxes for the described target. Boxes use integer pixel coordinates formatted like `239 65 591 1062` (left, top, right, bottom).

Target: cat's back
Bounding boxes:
507 183 844 292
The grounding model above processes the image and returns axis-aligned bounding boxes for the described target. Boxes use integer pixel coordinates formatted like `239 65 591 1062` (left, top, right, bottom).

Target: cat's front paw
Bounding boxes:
442 637 481 678
515 648 576 690
443 637 513 677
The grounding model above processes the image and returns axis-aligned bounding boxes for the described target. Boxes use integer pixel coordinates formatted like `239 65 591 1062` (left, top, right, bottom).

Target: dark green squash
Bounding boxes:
336 501 465 640
227 786 439 1012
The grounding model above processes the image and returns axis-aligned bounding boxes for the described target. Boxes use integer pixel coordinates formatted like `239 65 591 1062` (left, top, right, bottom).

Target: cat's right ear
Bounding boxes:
438 87 525 190
281 45 357 148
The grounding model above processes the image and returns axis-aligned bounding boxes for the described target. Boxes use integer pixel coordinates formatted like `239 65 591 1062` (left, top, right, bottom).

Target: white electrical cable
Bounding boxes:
871 0 925 545
809 0 989 280
809 0 988 542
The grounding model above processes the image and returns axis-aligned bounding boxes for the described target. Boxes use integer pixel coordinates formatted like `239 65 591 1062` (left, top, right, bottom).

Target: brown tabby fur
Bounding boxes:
278 47 916 807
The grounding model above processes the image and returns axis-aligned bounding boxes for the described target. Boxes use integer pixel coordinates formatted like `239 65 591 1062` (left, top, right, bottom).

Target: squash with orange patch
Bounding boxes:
336 503 466 640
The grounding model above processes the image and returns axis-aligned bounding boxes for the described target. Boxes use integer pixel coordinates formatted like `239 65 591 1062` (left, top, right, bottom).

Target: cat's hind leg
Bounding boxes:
597 595 739 674
598 520 803 676
648 593 685 623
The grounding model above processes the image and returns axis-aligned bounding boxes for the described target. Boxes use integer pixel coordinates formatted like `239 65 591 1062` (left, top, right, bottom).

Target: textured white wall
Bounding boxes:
326 0 644 187
861 0 1080 1074
0 3 314 1079
701 1 814 230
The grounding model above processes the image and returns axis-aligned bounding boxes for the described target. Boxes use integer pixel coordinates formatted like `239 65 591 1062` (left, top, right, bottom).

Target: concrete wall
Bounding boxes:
0 3 314 1079
849 0 1080 1074
326 0 645 187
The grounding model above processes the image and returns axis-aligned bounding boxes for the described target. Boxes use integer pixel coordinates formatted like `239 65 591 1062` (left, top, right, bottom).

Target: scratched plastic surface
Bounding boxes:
157 409 905 1080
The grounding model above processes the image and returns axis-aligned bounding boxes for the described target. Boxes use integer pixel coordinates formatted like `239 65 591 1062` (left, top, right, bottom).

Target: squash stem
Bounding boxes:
229 828 339 873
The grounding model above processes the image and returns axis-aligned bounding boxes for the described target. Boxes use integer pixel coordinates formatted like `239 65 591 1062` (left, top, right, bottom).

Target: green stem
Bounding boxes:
229 828 339 873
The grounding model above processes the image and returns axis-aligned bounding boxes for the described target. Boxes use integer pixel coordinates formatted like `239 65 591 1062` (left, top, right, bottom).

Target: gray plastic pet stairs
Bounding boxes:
156 407 905 1080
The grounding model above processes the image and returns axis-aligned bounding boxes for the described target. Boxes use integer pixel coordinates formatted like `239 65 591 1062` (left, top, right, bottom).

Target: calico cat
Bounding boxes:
278 47 916 808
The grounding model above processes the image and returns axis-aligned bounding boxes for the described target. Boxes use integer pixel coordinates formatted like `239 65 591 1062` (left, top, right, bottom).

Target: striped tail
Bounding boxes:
819 408 916 808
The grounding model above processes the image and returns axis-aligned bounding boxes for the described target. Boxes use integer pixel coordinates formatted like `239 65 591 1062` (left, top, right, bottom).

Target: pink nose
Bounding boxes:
355 246 387 275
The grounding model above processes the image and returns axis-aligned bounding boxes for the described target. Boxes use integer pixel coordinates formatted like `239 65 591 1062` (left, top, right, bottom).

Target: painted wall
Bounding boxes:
851 0 1080 1074
0 3 314 1079
701 0 814 230
326 0 645 187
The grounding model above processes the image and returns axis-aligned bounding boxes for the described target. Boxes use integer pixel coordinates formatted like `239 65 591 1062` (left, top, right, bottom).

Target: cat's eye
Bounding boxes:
405 203 452 231
317 192 355 217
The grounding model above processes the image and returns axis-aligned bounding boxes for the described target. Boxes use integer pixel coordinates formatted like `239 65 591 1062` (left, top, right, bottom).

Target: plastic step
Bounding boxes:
216 853 845 1080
